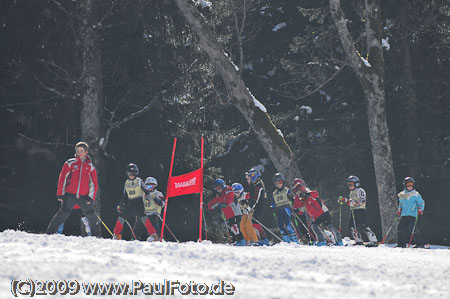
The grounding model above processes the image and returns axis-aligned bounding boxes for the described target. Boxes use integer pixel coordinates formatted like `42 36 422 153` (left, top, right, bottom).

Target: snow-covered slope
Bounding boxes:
1 230 449 298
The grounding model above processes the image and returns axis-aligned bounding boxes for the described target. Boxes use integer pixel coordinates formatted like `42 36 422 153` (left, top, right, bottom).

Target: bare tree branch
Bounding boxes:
281 63 348 101
40 59 71 79
17 133 74 147
101 99 154 151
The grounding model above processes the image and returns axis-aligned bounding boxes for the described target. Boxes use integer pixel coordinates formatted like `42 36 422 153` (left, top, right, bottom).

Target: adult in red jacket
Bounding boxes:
46 142 101 236
292 178 342 246
208 179 244 244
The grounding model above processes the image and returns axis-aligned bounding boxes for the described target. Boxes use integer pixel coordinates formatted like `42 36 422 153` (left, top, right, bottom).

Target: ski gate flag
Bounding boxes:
166 168 203 198
161 137 204 242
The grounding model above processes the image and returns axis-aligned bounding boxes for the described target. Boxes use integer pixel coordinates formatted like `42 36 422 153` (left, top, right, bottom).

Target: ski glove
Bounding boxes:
84 196 93 205
337 196 347 204
396 209 402 216
218 202 227 209
417 209 423 215
155 197 164 206
116 202 126 214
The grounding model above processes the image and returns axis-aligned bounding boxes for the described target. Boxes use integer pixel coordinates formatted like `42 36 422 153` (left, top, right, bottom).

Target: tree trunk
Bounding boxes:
173 0 302 183
401 4 420 177
330 0 397 242
76 0 105 219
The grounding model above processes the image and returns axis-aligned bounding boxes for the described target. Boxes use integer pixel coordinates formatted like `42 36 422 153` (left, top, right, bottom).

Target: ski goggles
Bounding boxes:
145 184 156 190
405 182 414 187
347 182 355 186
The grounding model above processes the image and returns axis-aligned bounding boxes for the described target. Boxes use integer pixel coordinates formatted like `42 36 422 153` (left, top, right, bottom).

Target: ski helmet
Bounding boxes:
272 173 285 184
145 177 158 186
403 177 415 188
245 168 261 184
292 178 306 193
126 163 139 176
347 175 360 188
213 178 226 191
232 183 244 196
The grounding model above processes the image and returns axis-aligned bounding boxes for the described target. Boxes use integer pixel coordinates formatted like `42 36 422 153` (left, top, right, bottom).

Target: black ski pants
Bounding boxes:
46 193 101 237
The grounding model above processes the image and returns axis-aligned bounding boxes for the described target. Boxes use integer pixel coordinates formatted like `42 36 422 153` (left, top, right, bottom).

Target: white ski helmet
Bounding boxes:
145 177 158 186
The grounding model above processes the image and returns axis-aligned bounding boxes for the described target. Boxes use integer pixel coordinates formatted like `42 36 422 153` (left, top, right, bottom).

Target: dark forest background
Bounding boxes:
1 0 449 245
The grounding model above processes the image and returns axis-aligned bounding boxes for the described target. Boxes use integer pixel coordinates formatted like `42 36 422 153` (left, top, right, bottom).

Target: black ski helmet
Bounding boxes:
272 173 286 184
403 177 415 187
126 163 139 176
347 175 360 188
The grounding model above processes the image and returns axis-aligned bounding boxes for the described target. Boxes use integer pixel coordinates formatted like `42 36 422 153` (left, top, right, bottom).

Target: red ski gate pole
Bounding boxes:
198 137 204 242
160 138 177 241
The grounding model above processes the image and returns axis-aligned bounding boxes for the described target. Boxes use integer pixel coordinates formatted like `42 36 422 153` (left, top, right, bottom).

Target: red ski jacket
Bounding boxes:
208 185 242 219
57 155 98 207
293 190 328 221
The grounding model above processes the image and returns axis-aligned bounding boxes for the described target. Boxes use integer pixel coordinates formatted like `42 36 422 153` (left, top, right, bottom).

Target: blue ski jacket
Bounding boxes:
397 189 425 217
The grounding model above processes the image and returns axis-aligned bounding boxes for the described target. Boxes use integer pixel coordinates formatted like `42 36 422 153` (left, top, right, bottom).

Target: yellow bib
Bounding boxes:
124 178 144 200
144 191 163 215
272 187 291 207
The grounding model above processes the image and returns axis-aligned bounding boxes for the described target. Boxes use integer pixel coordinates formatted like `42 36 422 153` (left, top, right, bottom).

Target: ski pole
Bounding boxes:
221 213 232 243
408 215 419 248
305 212 317 241
251 216 283 242
351 209 359 244
319 227 333 244
96 215 114 237
338 201 343 233
124 219 137 240
202 209 208 240
379 215 399 245
156 214 180 243
294 213 318 242
293 213 312 242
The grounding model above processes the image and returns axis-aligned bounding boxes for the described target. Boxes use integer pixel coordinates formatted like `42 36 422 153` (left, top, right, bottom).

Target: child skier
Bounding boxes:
271 173 299 243
134 177 165 240
292 178 343 246
338 175 378 247
113 163 158 241
232 182 259 244
208 179 245 245
143 177 165 234
245 168 270 246
396 177 426 248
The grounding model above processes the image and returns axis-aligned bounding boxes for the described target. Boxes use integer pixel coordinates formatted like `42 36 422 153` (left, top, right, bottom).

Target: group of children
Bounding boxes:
208 168 344 246
46 141 426 247
208 168 270 246
208 168 426 248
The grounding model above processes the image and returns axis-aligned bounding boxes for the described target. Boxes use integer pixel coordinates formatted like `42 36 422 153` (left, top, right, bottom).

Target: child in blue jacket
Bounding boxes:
396 177 425 248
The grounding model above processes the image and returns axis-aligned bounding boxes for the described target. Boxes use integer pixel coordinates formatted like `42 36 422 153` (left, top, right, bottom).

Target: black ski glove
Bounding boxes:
84 196 93 205
218 202 227 209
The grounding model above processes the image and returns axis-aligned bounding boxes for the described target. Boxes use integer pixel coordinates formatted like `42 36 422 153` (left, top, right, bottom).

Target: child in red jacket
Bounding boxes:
292 178 343 246
208 179 244 245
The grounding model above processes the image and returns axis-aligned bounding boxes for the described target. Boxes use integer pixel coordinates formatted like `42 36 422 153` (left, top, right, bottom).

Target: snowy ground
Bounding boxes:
1 230 449 298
